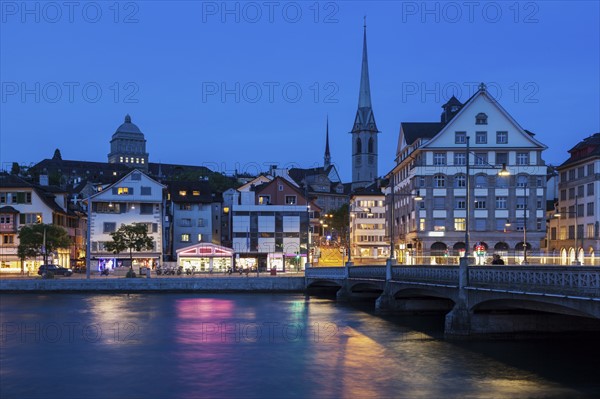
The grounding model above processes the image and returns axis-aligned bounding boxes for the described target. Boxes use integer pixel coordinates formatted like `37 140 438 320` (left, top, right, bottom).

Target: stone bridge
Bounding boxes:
305 265 600 337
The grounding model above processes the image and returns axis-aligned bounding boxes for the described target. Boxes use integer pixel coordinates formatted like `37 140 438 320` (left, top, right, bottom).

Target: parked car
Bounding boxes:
38 264 73 277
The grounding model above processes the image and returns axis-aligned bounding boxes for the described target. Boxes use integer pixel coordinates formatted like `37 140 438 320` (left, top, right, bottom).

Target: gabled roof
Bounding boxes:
400 122 444 145
351 181 383 197
0 206 19 214
559 133 600 168
90 169 165 200
422 84 548 150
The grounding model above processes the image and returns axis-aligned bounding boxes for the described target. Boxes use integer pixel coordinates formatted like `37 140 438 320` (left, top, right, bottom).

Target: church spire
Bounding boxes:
324 116 331 168
352 19 378 133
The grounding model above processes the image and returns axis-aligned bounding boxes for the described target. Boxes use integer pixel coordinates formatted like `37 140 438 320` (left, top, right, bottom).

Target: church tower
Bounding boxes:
324 116 331 169
351 21 379 190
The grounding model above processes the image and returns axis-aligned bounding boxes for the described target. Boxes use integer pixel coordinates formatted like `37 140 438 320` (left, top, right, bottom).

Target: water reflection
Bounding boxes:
1 294 598 399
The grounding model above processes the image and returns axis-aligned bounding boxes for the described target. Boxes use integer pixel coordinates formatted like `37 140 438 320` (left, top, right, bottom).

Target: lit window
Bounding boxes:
117 187 130 195
181 234 190 242
192 191 200 196
119 157 123 162
197 234 203 242
179 191 187 196
141 159 145 164
454 218 466 231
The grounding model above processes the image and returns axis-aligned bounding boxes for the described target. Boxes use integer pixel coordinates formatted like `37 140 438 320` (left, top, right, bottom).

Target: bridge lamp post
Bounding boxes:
553 195 581 265
521 183 529 265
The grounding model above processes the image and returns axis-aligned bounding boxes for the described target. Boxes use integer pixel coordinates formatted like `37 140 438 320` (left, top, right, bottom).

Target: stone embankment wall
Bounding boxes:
0 277 305 293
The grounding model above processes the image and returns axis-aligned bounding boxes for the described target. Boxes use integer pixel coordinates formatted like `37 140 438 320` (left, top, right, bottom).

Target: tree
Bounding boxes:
18 224 71 267
105 224 154 272
329 204 350 248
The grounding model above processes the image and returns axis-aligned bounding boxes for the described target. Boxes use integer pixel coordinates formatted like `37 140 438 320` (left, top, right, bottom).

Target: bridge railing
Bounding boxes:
348 266 386 279
393 266 459 284
305 267 346 279
468 266 600 297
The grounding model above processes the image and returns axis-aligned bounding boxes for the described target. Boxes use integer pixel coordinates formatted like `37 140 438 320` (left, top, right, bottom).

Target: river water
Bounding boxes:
1 293 599 399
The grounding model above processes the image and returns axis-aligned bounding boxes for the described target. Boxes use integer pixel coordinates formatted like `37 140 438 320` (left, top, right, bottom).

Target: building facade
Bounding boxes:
230 176 319 271
388 84 548 265
88 170 165 271
349 185 388 264
0 174 81 273
546 133 600 265
165 180 222 260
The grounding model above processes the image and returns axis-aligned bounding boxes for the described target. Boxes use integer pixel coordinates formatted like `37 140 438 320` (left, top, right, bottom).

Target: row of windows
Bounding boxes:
94 202 155 214
180 233 204 243
433 151 529 166
103 222 158 234
355 235 385 242
426 174 538 188
455 130 508 144
119 156 145 164
550 224 598 240
560 183 595 200
357 200 384 207
558 202 595 218
0 192 32 204
561 164 595 182
425 218 544 232
178 218 206 227
446 196 544 210
111 186 152 196
258 195 298 205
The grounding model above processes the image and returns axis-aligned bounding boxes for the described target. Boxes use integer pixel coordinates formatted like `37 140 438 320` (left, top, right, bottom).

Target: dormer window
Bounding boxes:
476 113 488 125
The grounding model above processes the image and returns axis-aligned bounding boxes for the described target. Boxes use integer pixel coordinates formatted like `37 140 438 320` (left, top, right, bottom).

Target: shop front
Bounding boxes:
177 243 234 273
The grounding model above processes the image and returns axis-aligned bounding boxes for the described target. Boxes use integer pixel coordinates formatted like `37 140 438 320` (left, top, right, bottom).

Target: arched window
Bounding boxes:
368 137 374 154
434 174 446 188
454 174 466 188
356 138 362 154
475 175 487 188
517 175 529 187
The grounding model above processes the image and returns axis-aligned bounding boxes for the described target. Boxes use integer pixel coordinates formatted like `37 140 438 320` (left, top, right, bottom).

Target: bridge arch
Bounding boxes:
471 298 599 319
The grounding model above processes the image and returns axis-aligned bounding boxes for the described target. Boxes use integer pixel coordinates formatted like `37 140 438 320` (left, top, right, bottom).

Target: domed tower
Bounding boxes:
108 114 149 171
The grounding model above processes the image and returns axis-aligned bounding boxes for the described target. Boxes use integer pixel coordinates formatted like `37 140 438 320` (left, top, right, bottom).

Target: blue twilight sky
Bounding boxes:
1 1 599 182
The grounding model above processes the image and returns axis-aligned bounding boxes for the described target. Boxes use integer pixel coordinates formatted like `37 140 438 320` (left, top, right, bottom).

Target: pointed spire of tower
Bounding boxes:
324 116 331 168
352 19 378 133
